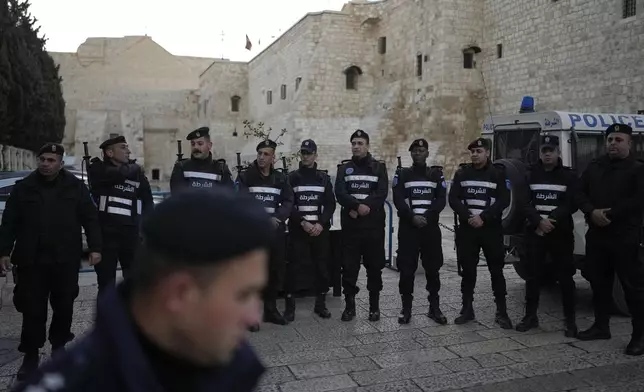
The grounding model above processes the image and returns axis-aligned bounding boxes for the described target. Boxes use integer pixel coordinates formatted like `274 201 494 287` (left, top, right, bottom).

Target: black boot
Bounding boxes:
263 299 288 325
454 300 475 325
398 295 412 324
368 292 380 322
495 298 513 330
428 297 448 325
578 323 611 341
16 352 39 382
563 311 578 338
283 295 296 322
626 332 644 356
515 301 539 332
51 345 66 359
314 294 331 319
341 296 356 321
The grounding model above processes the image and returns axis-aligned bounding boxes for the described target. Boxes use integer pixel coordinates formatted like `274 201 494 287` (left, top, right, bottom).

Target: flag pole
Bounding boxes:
220 30 225 59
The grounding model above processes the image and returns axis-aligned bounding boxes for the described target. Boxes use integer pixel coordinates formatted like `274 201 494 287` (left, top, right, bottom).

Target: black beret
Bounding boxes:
99 135 127 150
606 123 632 136
540 135 559 147
38 143 64 156
256 139 277 151
142 188 274 264
409 138 429 151
350 129 369 143
187 127 210 140
467 137 491 150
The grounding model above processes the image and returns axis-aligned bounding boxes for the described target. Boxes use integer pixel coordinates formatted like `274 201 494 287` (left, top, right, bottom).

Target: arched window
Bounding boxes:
463 45 481 69
344 65 362 90
231 95 241 112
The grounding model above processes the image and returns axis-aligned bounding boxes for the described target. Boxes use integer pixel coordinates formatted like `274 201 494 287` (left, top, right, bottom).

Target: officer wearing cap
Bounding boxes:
0 143 102 381
576 123 644 356
283 139 336 321
170 126 234 193
335 129 389 322
515 135 579 336
236 139 294 329
392 138 448 325
13 188 272 392
88 135 154 294
448 137 513 329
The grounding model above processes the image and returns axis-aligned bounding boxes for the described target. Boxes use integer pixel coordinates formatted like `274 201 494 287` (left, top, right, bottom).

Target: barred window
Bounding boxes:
623 0 637 18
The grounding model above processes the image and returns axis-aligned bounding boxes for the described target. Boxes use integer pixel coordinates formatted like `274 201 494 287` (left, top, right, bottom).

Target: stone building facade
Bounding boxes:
52 0 644 189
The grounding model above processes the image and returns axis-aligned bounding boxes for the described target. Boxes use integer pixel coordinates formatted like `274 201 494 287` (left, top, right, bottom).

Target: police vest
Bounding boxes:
181 159 226 189
343 163 380 201
401 168 440 215
459 176 498 216
292 171 327 222
529 183 567 220
96 179 142 225
248 185 282 216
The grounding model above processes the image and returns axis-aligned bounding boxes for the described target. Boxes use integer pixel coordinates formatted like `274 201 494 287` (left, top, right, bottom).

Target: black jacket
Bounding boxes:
448 161 510 228
236 162 294 225
12 282 265 392
170 154 234 193
288 162 336 231
577 154 644 242
522 159 578 234
334 154 389 230
0 169 101 265
393 163 446 225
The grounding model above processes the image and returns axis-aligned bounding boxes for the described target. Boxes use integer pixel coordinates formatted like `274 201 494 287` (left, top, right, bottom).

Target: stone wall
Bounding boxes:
0 146 37 171
482 0 644 115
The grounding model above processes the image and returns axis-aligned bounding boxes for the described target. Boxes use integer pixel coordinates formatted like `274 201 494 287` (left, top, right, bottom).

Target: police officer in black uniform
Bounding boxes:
0 143 102 381
515 135 578 337
170 126 233 193
576 123 644 356
448 137 513 329
393 138 448 325
283 139 336 321
335 130 389 322
236 139 294 329
88 135 154 294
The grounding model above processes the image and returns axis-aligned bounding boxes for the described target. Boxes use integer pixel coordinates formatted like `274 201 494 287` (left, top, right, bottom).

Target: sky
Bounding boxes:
28 0 348 62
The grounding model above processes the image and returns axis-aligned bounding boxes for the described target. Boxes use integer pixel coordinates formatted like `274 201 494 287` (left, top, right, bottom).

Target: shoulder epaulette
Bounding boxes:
216 158 227 165
337 159 351 168
90 157 101 164
317 169 329 175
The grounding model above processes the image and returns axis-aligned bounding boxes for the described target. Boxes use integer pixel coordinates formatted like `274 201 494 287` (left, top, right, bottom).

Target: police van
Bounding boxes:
481 110 644 316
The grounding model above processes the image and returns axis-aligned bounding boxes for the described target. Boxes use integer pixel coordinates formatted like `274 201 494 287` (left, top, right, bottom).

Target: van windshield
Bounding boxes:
494 129 540 165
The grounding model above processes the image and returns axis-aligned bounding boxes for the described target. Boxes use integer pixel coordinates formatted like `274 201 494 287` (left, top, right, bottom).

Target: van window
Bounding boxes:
0 185 14 201
575 134 644 174
494 129 540 165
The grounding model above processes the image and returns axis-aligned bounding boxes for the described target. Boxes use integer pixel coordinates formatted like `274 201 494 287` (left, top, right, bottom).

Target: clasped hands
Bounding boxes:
349 204 370 219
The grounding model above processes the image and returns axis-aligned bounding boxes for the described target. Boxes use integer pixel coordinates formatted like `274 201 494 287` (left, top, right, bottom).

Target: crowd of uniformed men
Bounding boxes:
1 122 643 382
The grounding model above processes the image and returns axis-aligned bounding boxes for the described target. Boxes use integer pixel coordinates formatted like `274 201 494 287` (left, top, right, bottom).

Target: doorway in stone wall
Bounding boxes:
143 128 178 191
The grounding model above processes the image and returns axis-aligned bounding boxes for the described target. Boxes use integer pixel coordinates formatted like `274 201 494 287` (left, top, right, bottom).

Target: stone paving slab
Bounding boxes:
1 226 644 391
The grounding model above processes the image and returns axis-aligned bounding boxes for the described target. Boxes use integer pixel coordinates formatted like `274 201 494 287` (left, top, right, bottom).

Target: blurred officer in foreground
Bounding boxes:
170 126 234 193
335 130 389 322
448 138 513 329
88 135 154 294
0 143 102 382
284 139 336 321
393 139 447 325
516 135 579 337
576 123 644 356
236 139 294 329
12 188 273 392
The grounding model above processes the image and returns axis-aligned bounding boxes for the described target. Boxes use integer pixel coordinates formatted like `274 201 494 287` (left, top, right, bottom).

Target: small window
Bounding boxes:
267 91 272 105
231 95 241 112
497 44 503 59
416 54 423 78
151 169 160 181
464 52 474 69
280 84 287 100
295 77 302 91
378 37 386 54
623 0 637 18
344 66 362 90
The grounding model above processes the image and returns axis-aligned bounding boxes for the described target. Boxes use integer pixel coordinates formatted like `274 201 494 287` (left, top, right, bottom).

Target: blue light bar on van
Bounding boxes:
519 96 535 113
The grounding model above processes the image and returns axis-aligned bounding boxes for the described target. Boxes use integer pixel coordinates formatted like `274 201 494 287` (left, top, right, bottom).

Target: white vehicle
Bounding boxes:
481 110 644 316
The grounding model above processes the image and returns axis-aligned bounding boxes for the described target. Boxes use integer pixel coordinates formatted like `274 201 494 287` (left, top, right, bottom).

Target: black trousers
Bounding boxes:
264 230 286 301
585 230 644 333
341 227 385 296
286 228 330 295
397 221 444 301
16 262 79 353
95 227 139 295
523 231 576 315
456 225 507 302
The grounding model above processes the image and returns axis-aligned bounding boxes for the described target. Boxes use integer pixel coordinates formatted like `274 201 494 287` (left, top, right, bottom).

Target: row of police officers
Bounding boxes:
1 121 643 383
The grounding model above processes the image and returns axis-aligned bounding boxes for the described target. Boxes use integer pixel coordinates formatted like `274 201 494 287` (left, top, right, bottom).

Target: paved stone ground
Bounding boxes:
0 216 643 391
